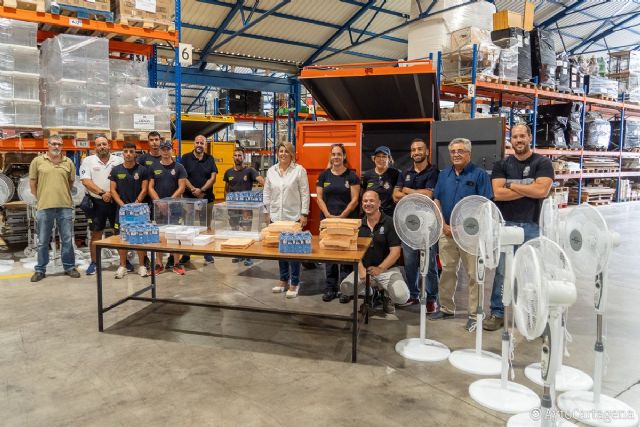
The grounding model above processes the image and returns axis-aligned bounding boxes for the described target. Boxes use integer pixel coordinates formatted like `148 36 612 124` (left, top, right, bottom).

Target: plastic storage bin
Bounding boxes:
153 198 208 228
212 202 268 240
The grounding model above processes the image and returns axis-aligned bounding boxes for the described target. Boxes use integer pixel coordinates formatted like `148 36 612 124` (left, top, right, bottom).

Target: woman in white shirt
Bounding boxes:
263 141 310 298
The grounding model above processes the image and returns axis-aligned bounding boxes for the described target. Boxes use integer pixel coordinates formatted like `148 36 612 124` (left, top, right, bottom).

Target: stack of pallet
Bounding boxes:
260 221 301 247
569 186 616 206
319 218 360 251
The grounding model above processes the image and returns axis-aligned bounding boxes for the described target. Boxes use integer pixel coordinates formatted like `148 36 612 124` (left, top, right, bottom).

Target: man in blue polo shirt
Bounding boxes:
430 138 493 332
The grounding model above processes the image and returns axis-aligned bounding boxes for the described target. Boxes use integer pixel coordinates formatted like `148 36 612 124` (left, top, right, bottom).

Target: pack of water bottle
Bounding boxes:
278 231 312 254
122 223 160 244
226 190 263 203
119 203 150 225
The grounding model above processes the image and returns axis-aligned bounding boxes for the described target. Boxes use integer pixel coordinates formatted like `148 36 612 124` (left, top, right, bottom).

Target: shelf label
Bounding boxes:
74 139 89 148
69 18 83 27
135 0 156 13
467 84 475 98
134 114 155 130
178 43 193 67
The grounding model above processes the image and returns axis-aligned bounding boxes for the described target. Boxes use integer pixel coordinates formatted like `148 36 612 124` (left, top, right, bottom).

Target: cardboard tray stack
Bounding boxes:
260 221 302 247
319 218 361 251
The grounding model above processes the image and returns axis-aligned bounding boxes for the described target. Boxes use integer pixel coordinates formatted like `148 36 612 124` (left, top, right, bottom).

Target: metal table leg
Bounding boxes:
97 244 103 332
352 261 358 363
150 250 156 300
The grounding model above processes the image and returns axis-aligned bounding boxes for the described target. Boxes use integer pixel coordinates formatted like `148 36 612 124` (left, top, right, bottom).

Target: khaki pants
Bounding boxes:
340 267 410 304
438 234 479 319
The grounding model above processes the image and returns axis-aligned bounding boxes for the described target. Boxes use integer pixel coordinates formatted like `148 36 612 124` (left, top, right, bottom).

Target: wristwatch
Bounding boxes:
505 182 512 189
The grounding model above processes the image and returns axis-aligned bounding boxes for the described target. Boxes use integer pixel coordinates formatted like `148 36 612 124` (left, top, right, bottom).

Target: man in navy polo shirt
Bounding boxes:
431 138 493 332
393 138 439 310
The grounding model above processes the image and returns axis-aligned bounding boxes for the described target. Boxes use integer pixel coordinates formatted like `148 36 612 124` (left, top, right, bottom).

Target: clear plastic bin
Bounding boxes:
212 202 268 240
153 198 208 228
0 100 40 126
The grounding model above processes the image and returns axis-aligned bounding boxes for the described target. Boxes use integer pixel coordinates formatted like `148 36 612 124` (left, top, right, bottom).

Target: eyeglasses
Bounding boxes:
49 142 63 147
449 149 469 155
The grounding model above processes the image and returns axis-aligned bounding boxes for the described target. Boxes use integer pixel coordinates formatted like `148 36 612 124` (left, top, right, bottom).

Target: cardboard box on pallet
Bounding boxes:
48 0 110 12
111 0 174 26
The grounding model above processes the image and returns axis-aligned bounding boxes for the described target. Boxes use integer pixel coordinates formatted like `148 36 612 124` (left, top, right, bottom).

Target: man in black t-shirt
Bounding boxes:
110 141 151 278
137 131 163 171
392 138 440 310
485 123 554 331
223 147 265 266
338 191 409 314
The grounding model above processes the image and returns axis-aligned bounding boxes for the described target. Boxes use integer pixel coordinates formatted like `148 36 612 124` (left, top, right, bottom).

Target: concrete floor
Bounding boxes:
0 253 638 427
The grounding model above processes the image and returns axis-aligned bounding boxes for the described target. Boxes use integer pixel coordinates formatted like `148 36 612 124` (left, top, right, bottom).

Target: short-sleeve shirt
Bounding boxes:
224 166 260 193
180 152 218 202
137 152 161 170
79 154 123 197
28 154 75 210
395 165 439 192
361 168 400 216
358 213 401 268
316 168 361 218
109 163 150 204
491 153 555 224
150 161 187 199
434 163 494 224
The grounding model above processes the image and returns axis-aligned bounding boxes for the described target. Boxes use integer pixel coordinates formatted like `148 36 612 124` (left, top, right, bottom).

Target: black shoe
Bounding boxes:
465 318 477 332
179 255 191 264
339 294 352 304
322 290 337 302
430 310 454 320
30 272 45 282
165 256 175 269
144 255 151 269
483 314 504 331
302 262 318 270
65 268 81 278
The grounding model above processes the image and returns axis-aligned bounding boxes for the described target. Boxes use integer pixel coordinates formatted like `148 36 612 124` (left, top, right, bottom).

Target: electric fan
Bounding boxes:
557 204 639 427
508 237 578 427
71 178 86 206
393 193 450 362
0 173 15 204
525 198 594 393
449 196 507 376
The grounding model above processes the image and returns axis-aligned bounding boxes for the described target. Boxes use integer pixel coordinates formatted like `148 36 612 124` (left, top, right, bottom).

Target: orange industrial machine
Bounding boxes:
297 60 440 234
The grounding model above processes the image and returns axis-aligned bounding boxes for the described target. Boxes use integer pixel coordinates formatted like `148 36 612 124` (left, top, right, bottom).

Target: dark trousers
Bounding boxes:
325 263 353 292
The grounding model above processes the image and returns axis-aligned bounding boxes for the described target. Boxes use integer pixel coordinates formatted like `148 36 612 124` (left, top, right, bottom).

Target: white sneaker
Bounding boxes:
115 266 127 279
138 266 149 277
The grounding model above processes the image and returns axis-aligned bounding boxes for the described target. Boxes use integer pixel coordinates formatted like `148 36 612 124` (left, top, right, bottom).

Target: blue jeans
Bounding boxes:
279 261 301 286
403 242 439 301
35 208 75 273
490 222 540 318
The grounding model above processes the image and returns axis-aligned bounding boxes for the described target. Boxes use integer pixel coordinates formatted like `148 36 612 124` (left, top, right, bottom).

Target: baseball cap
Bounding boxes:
373 146 391 156
159 140 172 150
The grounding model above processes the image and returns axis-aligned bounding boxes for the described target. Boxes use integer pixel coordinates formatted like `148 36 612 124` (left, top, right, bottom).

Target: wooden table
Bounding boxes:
93 235 372 362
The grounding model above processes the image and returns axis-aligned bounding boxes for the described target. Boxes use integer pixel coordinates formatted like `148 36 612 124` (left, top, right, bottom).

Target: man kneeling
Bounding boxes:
339 191 409 314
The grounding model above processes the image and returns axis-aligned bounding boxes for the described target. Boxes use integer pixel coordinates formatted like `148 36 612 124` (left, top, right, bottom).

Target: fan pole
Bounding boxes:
475 255 486 355
419 249 427 343
501 246 515 388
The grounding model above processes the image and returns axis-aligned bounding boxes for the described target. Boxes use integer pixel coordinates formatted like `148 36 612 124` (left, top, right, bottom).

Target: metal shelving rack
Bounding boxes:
439 43 640 204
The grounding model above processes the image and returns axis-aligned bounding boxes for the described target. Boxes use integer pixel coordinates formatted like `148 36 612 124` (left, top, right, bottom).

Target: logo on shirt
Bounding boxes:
345 181 350 189
133 173 139 180
229 176 234 181
405 175 411 181
170 169 176 176
383 182 390 190
117 173 126 179
154 169 162 175
81 168 86 175
146 161 153 166
323 182 330 187
243 175 248 181
379 226 385 234
523 166 531 177
367 182 374 188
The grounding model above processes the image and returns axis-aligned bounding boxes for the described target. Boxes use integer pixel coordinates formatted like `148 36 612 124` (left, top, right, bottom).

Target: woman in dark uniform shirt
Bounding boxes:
360 145 400 216
316 144 361 302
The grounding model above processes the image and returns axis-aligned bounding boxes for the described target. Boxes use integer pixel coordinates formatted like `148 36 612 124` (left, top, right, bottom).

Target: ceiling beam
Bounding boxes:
537 0 587 29
197 0 243 69
303 0 377 66
570 13 640 54
338 0 408 19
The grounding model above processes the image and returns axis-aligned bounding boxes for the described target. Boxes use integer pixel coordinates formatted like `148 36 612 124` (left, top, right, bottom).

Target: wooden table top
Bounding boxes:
94 235 372 264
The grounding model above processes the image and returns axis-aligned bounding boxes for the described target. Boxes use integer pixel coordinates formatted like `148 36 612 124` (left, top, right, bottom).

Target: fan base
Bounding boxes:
557 391 639 427
449 348 502 376
525 363 593 391
508 411 577 426
395 338 450 362
469 378 540 414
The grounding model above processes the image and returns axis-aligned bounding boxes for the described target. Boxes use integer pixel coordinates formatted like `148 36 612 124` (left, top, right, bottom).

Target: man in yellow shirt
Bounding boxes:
28 135 81 282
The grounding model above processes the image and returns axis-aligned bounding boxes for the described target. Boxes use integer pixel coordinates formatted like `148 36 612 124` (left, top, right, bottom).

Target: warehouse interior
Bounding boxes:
1 1 640 426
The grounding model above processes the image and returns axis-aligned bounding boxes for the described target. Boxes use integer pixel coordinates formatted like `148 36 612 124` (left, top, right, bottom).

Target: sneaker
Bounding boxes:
138 266 149 277
144 255 151 269
125 259 134 273
398 297 420 307
204 255 214 264
243 258 254 266
165 256 175 269
232 258 241 263
382 296 396 314
339 294 352 304
65 268 81 278
483 314 504 331
430 310 454 320
427 300 439 314
154 264 164 275
465 318 477 332
85 262 96 276
172 264 185 275
115 266 127 279
179 255 190 264
30 272 45 282
322 290 337 302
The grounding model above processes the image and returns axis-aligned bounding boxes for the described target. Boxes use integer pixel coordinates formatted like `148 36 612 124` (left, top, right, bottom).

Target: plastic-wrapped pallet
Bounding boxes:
109 84 170 134
609 118 640 150
442 28 500 80
0 18 40 128
109 59 148 86
586 75 619 98
491 27 532 82
497 46 518 81
40 35 110 130
531 29 556 88
556 53 570 92
584 112 612 150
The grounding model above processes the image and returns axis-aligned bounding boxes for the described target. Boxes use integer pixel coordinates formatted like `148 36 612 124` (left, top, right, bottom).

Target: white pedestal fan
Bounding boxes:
556 204 639 427
507 237 578 427
393 193 450 362
449 196 522 376
525 198 594 393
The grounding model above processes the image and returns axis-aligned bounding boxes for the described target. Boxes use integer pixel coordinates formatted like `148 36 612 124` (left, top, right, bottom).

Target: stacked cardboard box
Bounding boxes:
112 0 174 29
319 218 360 251
260 221 302 247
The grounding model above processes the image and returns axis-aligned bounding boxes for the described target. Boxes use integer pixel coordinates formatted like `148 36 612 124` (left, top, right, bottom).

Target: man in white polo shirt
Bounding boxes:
80 135 123 275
